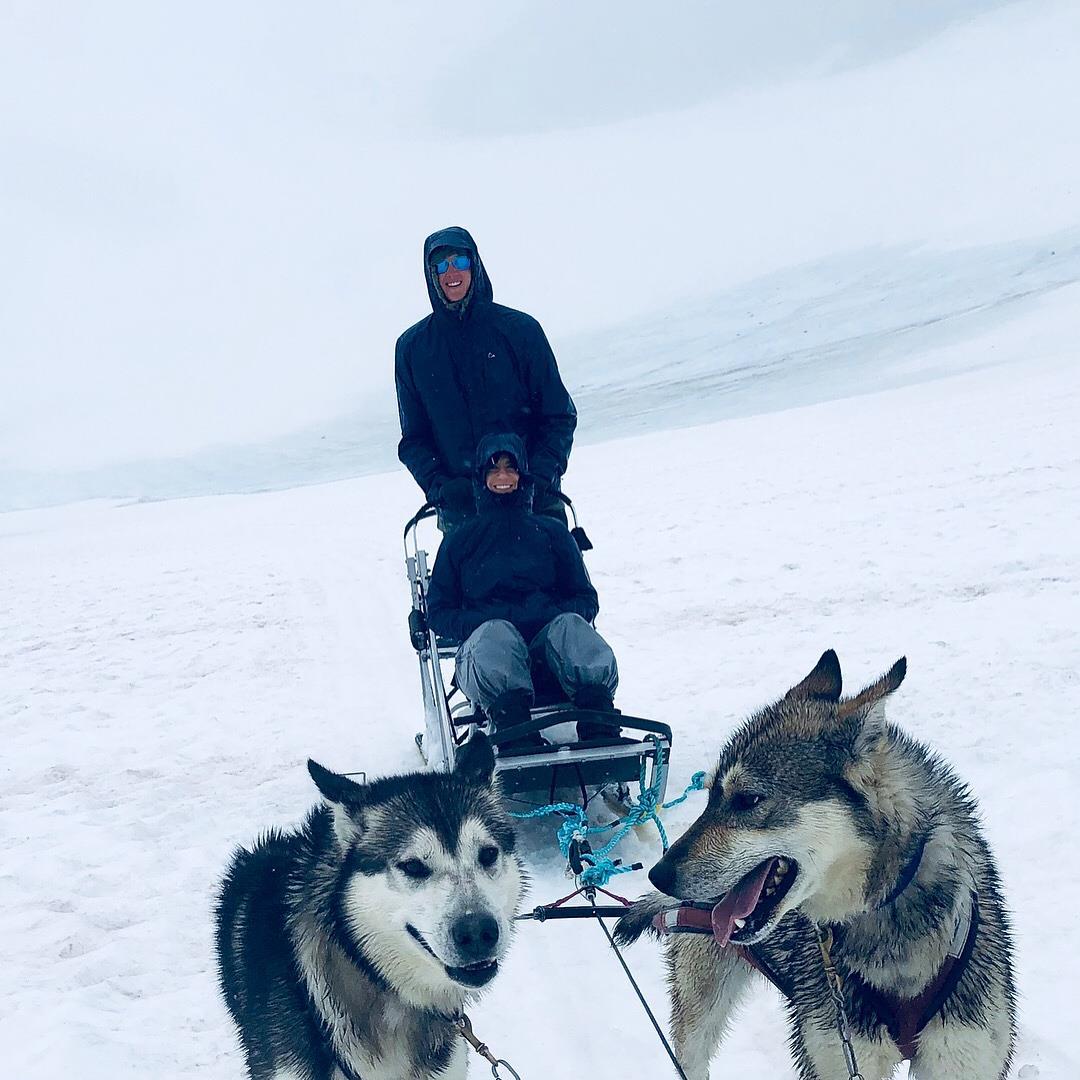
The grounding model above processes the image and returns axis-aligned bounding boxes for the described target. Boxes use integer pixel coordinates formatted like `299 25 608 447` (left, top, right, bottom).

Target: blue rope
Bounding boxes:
510 740 707 888
662 770 707 810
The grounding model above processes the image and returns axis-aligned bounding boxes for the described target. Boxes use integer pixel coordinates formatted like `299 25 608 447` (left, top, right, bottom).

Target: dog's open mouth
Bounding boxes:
714 857 798 945
406 925 499 988
443 960 499 988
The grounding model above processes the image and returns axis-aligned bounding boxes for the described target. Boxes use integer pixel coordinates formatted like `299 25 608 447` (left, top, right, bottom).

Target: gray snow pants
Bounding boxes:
455 613 619 713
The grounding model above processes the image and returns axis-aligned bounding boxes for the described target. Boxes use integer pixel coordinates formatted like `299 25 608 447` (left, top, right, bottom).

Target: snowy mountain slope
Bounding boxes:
3 298 1077 1076
556 227 1080 440
5 226 1078 513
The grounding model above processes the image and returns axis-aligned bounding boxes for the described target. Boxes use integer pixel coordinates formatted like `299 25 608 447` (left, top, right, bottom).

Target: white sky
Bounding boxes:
5 0 1073 474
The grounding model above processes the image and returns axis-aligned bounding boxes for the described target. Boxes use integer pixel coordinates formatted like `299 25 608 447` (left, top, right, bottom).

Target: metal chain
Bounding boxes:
816 927 865 1080
456 1013 522 1079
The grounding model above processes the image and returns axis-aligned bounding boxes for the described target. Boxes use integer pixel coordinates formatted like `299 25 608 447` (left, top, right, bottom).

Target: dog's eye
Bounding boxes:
397 858 432 880
730 792 765 813
478 845 499 869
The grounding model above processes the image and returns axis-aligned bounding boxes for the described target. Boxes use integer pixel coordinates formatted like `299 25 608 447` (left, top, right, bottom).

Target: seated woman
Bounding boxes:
426 433 620 748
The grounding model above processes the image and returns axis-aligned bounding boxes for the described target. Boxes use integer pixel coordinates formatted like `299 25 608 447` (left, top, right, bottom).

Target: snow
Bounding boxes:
3 1 1079 1076
3 284 1078 1075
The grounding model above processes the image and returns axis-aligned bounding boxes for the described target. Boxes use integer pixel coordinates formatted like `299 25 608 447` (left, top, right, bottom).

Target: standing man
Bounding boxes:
395 226 577 533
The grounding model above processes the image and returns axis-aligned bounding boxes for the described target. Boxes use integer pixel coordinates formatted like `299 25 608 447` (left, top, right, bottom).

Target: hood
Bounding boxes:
473 432 533 513
423 226 494 322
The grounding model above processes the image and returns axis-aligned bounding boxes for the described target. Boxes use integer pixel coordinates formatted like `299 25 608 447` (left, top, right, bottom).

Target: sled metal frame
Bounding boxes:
404 503 672 802
405 511 456 774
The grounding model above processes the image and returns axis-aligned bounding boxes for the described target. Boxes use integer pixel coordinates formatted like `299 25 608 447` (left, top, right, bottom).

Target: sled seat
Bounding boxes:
404 500 673 803
481 708 673 796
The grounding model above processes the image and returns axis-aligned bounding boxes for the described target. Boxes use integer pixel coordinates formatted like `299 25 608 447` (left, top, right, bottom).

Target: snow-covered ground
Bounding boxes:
3 279 1078 1076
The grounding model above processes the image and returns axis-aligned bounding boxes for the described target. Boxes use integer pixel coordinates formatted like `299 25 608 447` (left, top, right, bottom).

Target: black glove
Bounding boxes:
433 476 473 512
425 477 446 506
528 471 554 496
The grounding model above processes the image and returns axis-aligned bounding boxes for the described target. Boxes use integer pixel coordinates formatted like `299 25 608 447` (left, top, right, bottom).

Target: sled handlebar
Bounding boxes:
490 712 673 747
403 501 437 541
403 493 592 554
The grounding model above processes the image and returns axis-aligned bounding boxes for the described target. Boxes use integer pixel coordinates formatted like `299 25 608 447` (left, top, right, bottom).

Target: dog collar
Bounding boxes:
878 833 929 908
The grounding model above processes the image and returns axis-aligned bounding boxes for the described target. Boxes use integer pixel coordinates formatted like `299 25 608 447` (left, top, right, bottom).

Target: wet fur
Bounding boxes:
215 734 525 1080
615 652 1015 1080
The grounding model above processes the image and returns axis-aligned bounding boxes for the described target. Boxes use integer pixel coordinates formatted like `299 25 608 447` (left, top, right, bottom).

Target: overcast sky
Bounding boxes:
0 0 1035 473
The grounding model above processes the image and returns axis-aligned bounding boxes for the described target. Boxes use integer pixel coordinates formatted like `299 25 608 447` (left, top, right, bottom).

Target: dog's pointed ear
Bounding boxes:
786 649 842 703
308 759 368 847
308 759 367 807
839 658 908 796
454 732 496 785
837 657 906 722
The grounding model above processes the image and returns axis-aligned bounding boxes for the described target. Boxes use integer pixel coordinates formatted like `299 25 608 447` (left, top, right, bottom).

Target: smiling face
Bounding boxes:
435 252 472 303
648 778 871 946
383 816 521 984
307 740 524 1011
340 811 524 1006
645 652 904 943
485 453 520 495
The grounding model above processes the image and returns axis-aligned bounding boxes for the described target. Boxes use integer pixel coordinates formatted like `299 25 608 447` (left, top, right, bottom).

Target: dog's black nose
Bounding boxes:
452 912 500 961
649 858 677 896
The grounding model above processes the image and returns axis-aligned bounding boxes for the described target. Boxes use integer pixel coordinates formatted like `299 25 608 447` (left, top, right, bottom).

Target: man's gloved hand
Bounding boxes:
431 476 473 512
528 471 554 497
425 477 445 506
530 473 565 512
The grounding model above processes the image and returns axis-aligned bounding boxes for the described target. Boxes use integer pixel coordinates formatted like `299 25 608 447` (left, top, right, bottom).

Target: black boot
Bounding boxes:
488 689 545 752
573 685 623 743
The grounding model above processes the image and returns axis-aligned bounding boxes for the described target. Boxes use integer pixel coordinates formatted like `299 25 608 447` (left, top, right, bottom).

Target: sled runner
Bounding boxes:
404 502 672 808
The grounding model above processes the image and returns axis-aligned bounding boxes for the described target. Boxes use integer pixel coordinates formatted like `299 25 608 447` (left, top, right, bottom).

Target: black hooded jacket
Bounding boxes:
426 433 598 643
395 227 577 498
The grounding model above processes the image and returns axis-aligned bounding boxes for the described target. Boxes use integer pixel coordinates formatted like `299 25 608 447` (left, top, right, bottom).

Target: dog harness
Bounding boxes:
849 891 979 1060
653 848 981 1062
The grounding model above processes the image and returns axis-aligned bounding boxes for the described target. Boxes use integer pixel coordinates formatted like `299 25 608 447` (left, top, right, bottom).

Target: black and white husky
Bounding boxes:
616 651 1016 1080
215 734 525 1080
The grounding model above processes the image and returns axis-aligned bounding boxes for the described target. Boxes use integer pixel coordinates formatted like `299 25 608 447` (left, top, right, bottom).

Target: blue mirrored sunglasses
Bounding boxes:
434 254 471 274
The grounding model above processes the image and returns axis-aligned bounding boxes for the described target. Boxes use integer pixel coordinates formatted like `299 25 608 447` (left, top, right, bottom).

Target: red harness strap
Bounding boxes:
855 894 980 1060
654 903 793 997
733 942 796 1001
654 892 980 1061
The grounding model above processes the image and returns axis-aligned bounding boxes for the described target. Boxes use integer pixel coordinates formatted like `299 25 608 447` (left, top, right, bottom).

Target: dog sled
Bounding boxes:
403 501 673 811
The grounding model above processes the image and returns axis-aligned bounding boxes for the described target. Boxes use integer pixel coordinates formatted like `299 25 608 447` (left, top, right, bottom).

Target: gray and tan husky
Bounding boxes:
615 650 1015 1080
215 733 525 1080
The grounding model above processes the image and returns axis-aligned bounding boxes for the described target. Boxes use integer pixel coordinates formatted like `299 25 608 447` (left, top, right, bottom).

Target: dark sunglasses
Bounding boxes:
433 254 471 274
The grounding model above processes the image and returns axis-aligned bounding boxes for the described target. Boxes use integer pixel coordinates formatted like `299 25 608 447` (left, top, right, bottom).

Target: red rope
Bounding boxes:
542 884 632 910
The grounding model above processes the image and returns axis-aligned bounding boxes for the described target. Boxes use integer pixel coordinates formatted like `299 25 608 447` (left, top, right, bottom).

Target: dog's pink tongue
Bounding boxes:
711 859 777 947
